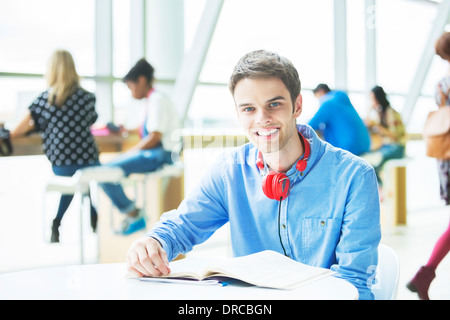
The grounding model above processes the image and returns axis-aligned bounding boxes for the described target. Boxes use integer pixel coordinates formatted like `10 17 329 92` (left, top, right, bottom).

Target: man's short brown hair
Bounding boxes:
229 50 301 105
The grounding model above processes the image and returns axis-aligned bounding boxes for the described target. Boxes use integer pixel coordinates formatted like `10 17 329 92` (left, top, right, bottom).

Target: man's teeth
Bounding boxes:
258 128 278 136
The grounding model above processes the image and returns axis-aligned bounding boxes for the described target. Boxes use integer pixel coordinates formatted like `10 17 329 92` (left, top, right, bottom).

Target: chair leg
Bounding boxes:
42 191 48 242
43 190 60 243
80 194 85 265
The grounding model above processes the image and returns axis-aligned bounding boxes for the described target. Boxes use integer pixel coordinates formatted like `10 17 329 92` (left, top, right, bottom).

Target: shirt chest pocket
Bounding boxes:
300 218 342 265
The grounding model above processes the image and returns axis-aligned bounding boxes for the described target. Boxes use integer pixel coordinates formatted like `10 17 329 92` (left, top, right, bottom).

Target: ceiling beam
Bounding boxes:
402 0 450 124
171 0 224 125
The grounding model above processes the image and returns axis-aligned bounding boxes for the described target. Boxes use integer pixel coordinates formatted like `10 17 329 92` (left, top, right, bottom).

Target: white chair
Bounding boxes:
44 166 125 264
372 244 400 300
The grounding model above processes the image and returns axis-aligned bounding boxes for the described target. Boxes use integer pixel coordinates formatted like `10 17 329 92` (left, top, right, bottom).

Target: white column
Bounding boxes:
146 0 185 81
130 0 146 64
95 0 113 123
365 0 377 92
334 0 347 91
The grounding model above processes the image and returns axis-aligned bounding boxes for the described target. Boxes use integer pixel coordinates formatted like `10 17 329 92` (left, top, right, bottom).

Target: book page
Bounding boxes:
202 250 334 289
161 256 224 280
154 250 334 289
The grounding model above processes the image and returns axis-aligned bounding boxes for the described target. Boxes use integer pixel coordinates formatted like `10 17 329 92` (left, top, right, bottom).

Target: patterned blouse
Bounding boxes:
29 88 99 167
367 106 407 147
382 106 407 146
436 75 450 106
435 75 450 205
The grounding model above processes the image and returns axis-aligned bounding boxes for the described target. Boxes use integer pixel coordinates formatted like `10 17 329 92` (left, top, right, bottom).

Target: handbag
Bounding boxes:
0 126 13 156
423 106 450 159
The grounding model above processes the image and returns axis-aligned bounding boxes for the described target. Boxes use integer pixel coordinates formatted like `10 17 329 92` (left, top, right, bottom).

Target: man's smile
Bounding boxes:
254 127 280 140
256 128 279 136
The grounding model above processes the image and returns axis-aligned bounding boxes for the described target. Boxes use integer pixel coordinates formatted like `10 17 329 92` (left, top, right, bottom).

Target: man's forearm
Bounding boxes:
129 131 162 151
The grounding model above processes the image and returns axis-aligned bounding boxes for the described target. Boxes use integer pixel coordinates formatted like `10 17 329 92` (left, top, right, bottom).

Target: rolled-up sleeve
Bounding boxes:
147 162 229 262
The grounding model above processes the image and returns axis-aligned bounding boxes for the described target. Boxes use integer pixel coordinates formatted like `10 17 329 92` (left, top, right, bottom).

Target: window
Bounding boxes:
0 0 445 134
0 0 95 75
376 0 443 132
112 0 131 78
185 0 444 133
187 0 334 129
0 0 95 126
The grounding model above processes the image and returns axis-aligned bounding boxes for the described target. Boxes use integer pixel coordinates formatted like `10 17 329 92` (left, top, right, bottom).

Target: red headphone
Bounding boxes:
256 131 311 201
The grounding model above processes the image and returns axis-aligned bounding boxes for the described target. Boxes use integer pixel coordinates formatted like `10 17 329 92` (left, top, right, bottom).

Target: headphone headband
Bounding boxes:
257 131 310 172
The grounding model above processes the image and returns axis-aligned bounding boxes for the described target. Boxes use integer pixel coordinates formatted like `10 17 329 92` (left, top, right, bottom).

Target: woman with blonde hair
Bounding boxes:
11 49 100 243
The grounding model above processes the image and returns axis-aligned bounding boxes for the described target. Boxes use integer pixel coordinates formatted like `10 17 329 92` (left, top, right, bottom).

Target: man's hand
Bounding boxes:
126 236 171 277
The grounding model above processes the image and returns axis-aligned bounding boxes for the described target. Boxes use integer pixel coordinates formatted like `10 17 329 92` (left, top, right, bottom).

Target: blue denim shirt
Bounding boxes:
149 124 381 300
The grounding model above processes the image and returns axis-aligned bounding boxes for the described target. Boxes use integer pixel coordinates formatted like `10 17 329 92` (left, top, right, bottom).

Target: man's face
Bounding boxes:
233 77 302 154
126 76 148 99
313 90 325 100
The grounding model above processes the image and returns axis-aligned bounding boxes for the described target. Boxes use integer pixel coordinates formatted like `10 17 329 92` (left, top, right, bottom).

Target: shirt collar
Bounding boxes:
285 124 320 178
254 124 322 179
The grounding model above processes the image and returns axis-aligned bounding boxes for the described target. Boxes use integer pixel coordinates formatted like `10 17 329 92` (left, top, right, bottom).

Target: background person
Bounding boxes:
365 85 406 185
308 83 371 156
99 58 180 235
406 32 450 300
10 49 100 243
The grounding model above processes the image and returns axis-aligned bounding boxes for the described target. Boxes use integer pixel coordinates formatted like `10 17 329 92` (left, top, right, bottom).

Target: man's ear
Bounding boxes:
293 93 302 117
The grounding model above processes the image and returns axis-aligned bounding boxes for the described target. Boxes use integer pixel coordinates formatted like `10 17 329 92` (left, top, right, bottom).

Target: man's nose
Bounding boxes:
256 108 271 125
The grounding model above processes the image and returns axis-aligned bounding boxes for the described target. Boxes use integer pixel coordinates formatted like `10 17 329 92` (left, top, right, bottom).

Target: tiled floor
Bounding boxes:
0 141 449 300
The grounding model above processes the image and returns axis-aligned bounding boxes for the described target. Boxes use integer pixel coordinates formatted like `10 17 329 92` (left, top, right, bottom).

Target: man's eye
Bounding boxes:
243 107 254 112
270 102 280 108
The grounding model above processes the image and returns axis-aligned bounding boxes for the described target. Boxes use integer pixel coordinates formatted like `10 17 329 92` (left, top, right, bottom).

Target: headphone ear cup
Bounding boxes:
273 172 290 200
262 171 290 200
262 171 276 200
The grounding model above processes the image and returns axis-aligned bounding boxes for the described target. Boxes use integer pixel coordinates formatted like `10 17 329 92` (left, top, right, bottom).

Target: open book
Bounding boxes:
139 250 334 289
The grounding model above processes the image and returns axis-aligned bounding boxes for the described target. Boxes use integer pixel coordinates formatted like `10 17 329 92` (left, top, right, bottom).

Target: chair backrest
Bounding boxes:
372 244 400 300
74 166 125 185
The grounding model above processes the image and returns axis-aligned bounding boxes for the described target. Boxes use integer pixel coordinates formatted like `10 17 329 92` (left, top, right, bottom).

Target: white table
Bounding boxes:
0 262 358 300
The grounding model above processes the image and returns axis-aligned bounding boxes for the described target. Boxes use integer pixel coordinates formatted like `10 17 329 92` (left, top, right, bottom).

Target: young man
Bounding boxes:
309 83 371 156
100 59 180 235
126 51 381 299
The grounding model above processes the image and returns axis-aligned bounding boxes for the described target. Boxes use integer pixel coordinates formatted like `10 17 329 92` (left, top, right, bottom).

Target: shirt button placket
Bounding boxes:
280 198 290 258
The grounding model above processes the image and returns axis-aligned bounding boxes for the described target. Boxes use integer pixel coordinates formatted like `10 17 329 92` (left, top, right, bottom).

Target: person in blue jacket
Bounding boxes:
125 50 381 300
309 84 371 156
